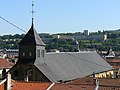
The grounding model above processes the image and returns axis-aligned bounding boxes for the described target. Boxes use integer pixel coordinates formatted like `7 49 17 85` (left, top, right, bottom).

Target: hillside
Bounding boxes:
0 29 120 51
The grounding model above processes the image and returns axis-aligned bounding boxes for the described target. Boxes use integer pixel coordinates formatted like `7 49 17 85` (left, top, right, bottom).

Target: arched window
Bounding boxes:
23 52 25 56
29 52 32 56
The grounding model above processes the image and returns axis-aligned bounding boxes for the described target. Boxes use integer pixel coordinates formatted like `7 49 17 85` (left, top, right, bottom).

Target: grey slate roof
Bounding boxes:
34 51 112 83
19 22 45 46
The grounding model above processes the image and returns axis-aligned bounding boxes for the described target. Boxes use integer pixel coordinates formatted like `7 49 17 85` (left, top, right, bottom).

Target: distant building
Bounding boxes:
101 48 115 59
3 49 19 58
106 59 120 78
84 30 89 36
58 34 107 42
103 34 107 41
71 38 80 52
52 34 60 39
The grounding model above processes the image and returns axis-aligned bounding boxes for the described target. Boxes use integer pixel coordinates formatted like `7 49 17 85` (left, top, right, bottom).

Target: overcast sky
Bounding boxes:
0 0 120 35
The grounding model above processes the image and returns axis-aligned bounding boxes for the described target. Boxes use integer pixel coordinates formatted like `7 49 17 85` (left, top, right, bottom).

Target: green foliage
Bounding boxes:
1 30 120 51
0 34 22 49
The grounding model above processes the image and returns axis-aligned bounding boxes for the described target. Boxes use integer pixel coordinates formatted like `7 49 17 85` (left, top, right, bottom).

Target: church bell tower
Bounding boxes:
18 1 45 64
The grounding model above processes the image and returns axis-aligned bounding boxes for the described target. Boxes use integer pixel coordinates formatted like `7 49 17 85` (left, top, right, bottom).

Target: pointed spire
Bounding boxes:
19 23 45 46
19 0 45 46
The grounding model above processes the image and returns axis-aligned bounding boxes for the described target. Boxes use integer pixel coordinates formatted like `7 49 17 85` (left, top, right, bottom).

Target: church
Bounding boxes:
9 18 112 83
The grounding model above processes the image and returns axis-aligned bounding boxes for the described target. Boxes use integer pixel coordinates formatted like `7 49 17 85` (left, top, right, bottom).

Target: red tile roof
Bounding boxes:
12 81 51 90
98 78 120 90
98 78 120 86
0 58 14 69
105 59 120 69
69 76 94 85
51 77 120 90
50 77 95 90
50 83 94 90
106 59 120 63
11 77 95 90
112 66 120 69
11 77 120 90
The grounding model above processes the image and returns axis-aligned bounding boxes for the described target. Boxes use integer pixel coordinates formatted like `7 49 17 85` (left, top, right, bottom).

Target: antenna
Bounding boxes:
31 0 36 23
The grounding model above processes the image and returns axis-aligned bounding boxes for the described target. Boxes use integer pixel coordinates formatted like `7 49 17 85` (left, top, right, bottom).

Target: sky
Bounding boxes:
0 0 120 35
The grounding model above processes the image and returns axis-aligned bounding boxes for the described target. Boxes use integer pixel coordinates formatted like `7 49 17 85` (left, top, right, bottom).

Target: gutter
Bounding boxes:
47 83 55 90
0 79 6 85
94 78 99 90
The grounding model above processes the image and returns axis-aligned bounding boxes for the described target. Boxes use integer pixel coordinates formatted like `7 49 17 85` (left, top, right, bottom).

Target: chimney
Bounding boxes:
7 72 11 90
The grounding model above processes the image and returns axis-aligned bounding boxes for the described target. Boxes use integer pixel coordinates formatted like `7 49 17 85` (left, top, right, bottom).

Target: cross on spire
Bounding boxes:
31 0 35 23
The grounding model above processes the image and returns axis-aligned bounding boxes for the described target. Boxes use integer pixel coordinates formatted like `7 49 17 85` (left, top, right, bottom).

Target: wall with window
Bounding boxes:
19 45 36 60
36 46 45 58
9 64 50 82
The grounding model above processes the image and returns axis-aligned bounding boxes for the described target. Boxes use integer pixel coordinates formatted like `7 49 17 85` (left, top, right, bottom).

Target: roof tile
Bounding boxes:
12 81 51 90
0 58 14 69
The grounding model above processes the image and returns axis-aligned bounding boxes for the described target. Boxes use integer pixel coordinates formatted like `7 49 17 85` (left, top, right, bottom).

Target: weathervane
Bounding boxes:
31 0 36 22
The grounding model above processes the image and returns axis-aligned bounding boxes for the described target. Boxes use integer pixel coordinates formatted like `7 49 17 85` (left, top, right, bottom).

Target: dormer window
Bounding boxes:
37 50 40 57
41 50 45 57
